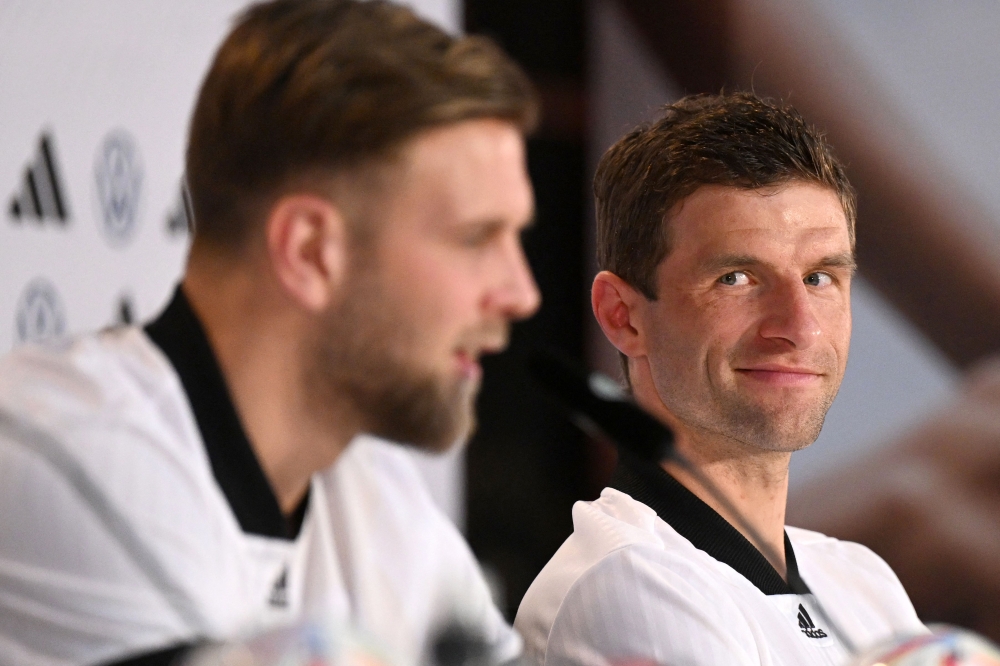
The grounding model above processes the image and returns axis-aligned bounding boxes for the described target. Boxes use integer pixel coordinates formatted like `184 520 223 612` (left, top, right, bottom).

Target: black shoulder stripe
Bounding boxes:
609 453 801 596
96 643 193 666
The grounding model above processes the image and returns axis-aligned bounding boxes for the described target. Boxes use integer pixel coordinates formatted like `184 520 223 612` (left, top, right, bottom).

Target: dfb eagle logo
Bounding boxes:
15 278 66 344
94 129 143 247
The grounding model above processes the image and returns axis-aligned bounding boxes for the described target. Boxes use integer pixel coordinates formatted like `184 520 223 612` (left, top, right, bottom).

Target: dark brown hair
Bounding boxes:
593 92 855 381
595 92 855 299
186 0 538 248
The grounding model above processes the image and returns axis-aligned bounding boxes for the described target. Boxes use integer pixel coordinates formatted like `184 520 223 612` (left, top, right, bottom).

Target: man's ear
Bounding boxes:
266 194 347 312
592 270 648 358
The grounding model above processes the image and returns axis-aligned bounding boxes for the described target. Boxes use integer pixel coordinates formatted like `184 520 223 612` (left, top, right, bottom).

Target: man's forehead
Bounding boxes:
669 183 850 249
333 118 526 183
384 119 533 224
709 224 852 255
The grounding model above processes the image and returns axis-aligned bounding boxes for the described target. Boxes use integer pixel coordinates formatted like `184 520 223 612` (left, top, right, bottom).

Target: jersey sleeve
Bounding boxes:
541 545 761 666
0 422 192 666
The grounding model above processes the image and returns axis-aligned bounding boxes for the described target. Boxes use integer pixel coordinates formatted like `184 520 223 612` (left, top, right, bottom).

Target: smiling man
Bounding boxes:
515 94 925 665
0 2 539 665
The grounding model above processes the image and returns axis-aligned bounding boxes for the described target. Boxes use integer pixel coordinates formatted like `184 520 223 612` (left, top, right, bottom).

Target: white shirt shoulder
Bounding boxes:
0 327 197 449
515 488 924 666
516 488 763 666
0 329 216 665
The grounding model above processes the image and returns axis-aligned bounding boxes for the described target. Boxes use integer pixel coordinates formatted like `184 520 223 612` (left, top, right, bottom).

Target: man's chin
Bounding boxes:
405 414 477 455
402 400 477 453
366 376 479 452
748 416 826 453
717 400 829 453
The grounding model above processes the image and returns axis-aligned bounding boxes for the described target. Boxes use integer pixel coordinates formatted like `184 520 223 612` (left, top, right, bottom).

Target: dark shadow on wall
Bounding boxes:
463 0 595 619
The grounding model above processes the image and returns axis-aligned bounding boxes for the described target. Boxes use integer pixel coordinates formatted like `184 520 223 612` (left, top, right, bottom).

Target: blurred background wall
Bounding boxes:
4 0 1000 637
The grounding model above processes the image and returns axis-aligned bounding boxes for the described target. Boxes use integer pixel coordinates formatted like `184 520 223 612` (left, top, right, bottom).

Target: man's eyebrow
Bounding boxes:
698 252 858 274
699 254 764 273
466 212 535 227
455 215 536 239
815 252 858 273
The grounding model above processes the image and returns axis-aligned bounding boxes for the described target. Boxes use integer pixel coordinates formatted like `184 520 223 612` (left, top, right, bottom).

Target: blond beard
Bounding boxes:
304 268 479 451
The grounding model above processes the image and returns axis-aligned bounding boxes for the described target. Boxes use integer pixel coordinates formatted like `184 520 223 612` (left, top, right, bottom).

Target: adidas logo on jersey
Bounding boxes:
9 132 70 224
269 566 289 608
797 604 828 639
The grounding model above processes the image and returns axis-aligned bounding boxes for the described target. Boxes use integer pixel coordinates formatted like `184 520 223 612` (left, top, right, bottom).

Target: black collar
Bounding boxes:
144 286 307 540
609 453 800 596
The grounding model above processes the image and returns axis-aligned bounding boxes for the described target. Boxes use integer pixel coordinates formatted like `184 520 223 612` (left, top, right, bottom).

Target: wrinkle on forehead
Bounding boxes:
671 185 850 255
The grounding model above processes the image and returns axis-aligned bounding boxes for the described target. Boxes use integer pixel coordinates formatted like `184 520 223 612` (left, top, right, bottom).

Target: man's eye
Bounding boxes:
719 271 749 286
804 272 832 287
459 223 503 248
461 233 488 248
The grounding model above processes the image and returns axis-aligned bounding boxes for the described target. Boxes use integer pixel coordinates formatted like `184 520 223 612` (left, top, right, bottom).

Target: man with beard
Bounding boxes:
514 93 925 666
0 2 539 665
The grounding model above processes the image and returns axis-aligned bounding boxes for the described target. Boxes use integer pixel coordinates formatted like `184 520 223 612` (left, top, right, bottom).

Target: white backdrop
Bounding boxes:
0 0 465 525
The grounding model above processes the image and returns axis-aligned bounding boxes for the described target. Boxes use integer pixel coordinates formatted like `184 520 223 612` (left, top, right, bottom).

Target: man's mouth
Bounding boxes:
733 363 825 387
454 328 510 380
454 349 484 380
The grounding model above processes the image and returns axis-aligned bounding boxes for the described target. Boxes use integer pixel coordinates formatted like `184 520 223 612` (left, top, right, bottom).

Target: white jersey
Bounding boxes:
515 455 925 666
0 289 518 666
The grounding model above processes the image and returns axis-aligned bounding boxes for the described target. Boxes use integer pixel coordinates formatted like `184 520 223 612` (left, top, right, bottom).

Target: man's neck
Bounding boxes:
629 366 792 578
182 255 356 515
664 432 791 579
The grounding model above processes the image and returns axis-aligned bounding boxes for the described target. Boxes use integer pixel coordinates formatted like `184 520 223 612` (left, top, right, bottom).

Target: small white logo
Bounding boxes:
94 129 143 247
16 278 66 344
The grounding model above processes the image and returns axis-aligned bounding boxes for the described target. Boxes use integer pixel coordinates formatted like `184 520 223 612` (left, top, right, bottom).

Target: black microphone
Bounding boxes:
527 348 673 464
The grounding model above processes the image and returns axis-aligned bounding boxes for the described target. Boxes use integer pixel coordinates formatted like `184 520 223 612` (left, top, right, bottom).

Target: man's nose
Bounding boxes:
490 238 541 321
757 279 821 349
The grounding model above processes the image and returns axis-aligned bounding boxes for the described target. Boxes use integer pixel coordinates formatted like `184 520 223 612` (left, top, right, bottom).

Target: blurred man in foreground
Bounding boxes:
0 1 539 664
515 93 925 665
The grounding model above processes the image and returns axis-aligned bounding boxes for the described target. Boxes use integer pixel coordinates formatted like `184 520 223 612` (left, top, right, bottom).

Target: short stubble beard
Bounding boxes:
653 356 841 455
708 381 836 453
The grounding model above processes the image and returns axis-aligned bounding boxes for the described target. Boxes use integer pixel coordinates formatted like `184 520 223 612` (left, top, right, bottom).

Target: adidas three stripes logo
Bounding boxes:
9 132 70 224
797 603 829 639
